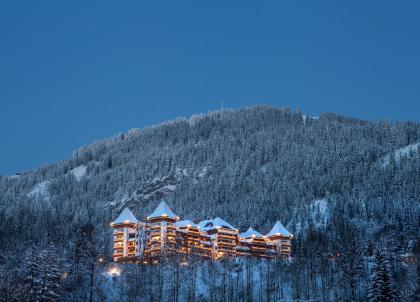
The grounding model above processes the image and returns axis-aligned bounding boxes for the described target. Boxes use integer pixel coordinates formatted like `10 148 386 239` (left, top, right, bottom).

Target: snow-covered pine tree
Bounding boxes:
368 249 398 302
24 242 41 302
40 243 62 302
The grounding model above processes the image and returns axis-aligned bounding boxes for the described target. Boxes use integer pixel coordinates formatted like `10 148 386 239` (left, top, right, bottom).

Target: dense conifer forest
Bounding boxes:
0 106 419 301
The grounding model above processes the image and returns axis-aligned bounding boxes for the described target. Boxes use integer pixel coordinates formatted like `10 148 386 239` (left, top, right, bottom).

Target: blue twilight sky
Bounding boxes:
0 1 419 175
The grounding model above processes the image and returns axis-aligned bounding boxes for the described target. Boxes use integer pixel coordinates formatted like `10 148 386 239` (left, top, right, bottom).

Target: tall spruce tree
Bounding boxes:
40 243 62 302
24 243 41 302
368 249 398 302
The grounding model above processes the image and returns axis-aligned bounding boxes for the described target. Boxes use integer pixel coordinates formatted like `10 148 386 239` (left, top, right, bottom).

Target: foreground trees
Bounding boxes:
368 249 398 302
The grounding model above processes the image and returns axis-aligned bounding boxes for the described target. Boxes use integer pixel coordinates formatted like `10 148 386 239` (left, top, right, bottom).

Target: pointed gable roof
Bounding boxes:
266 221 291 237
239 227 263 238
148 201 178 220
112 207 138 225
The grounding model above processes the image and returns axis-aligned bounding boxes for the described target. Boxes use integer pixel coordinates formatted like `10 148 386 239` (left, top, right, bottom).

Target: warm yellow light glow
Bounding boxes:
124 220 130 223
162 214 168 217
98 257 104 263
107 267 121 276
251 235 256 238
276 232 281 235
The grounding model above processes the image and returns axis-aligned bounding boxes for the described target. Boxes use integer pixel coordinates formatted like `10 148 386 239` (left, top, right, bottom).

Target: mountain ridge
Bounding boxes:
0 105 419 300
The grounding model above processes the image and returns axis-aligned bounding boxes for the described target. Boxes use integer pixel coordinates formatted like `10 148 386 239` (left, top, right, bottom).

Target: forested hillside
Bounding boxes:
0 106 419 301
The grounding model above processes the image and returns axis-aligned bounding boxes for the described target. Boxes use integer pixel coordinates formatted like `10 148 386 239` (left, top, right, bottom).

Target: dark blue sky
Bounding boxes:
1 1 419 175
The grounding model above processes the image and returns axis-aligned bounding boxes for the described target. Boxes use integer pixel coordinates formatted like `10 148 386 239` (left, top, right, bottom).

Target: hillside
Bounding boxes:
0 106 419 301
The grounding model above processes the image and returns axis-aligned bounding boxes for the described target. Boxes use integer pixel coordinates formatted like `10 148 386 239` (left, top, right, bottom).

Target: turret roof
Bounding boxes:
111 207 138 225
148 201 178 220
266 221 291 237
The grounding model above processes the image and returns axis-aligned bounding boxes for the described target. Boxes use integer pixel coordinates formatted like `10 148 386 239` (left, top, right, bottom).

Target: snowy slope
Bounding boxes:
106 167 208 210
27 180 51 200
70 165 87 181
310 198 329 228
381 142 419 167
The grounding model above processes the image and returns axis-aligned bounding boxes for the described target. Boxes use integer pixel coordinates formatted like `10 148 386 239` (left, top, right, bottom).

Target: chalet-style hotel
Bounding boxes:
111 201 293 262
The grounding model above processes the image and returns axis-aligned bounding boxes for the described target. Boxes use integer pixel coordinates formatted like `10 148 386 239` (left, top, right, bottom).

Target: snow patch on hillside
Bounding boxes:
198 167 207 178
27 181 51 200
70 165 87 181
381 142 419 167
310 198 329 228
106 167 208 210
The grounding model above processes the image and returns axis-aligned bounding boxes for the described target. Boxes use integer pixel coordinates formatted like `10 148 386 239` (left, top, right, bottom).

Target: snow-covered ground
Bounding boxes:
70 165 87 181
381 142 419 167
27 180 51 200
107 167 208 210
310 198 329 228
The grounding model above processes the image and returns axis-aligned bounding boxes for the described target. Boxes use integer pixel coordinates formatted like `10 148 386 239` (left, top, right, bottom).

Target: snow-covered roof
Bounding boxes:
266 221 291 237
112 207 138 225
239 227 263 238
148 201 178 220
197 219 212 230
198 217 236 231
175 220 197 228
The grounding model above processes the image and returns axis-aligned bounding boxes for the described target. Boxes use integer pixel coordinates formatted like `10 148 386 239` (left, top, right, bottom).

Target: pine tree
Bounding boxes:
24 243 41 302
40 243 62 302
368 249 398 302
